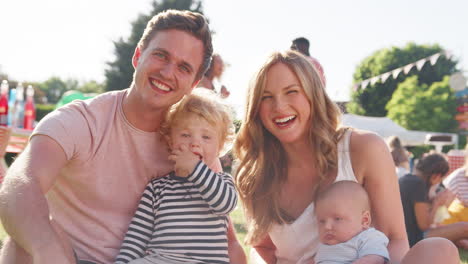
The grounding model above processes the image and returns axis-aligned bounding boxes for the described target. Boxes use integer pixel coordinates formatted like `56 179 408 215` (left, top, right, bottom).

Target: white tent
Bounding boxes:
341 114 458 148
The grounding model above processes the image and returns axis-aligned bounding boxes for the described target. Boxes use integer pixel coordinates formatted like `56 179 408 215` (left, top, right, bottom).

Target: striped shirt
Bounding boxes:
115 161 237 264
444 167 468 206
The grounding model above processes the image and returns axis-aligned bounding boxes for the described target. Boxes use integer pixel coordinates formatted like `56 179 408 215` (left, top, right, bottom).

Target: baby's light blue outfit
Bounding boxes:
314 228 389 264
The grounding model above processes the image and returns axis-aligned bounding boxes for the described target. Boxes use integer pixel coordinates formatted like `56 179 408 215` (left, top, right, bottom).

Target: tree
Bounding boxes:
386 76 457 132
37 77 78 104
104 0 204 91
347 42 458 116
78 80 104 94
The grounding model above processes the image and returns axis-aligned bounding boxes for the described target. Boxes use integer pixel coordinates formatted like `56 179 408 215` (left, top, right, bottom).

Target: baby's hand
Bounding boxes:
168 144 201 177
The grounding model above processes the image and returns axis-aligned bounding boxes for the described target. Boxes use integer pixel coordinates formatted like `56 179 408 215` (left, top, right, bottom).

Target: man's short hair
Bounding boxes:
291 37 310 56
138 9 213 80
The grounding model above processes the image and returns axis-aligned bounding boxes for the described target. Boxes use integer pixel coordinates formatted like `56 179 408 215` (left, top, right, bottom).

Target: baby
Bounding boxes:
314 181 389 264
115 90 237 264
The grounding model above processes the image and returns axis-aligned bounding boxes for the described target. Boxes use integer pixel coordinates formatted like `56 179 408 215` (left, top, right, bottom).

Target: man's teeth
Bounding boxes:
151 80 170 91
275 116 295 123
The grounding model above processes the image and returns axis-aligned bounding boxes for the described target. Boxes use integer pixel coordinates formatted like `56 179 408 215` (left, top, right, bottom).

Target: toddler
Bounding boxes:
314 181 389 264
115 90 237 264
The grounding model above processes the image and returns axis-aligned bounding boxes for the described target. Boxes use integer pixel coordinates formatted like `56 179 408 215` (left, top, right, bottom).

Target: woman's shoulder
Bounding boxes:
348 129 388 155
347 129 393 181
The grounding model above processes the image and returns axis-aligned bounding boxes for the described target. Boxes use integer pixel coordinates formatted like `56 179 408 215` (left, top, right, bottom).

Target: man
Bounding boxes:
290 37 326 86
0 10 245 264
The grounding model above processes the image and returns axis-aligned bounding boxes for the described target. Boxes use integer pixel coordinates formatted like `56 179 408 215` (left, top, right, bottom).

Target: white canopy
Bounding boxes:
341 114 458 148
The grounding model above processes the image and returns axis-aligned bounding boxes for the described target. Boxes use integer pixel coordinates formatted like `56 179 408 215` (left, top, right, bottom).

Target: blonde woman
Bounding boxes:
387 136 410 178
234 50 459 264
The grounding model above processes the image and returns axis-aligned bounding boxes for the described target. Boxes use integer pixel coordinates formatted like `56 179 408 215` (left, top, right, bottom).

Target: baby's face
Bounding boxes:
316 195 368 245
170 114 221 169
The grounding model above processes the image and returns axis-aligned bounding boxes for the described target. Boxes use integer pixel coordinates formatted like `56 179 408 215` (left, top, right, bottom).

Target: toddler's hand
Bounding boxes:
168 144 201 177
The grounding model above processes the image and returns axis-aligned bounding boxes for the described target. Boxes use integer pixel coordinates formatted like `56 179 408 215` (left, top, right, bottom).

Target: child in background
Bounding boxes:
115 90 237 264
314 181 389 264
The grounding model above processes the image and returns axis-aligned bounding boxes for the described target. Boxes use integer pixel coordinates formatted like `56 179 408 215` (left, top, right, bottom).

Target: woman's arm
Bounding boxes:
350 131 409 263
251 235 277 264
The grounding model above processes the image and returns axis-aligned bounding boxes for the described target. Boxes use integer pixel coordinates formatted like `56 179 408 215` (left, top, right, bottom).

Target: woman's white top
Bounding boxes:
395 166 409 178
269 129 358 264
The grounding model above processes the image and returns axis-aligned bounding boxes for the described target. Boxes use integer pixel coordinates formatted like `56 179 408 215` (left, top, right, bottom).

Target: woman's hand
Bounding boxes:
433 189 455 207
220 85 230 98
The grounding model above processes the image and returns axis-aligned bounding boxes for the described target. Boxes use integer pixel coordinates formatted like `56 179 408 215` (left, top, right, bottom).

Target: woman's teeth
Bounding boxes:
274 115 296 124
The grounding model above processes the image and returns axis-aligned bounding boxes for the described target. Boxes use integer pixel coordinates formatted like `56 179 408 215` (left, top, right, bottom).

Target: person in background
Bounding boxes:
399 153 468 249
314 181 389 264
441 144 468 248
387 136 410 178
197 54 230 98
115 91 237 264
233 50 459 264
290 37 326 86
0 10 245 264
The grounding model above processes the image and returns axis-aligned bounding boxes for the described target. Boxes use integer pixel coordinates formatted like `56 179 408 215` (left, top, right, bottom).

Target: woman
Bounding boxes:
197 54 230 98
387 136 410 178
233 50 459 264
399 153 468 249
443 144 468 225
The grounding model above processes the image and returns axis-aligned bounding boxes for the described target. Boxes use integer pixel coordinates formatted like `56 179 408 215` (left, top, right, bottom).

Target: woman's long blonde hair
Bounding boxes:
233 50 344 244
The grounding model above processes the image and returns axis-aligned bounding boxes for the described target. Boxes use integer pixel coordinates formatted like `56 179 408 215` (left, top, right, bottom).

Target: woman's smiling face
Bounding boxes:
259 62 311 146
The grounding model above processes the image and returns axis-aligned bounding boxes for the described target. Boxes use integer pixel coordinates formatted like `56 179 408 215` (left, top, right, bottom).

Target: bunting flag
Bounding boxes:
353 50 453 91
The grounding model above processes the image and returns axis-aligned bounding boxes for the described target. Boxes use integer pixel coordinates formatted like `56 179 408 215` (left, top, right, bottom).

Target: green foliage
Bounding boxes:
36 104 56 121
104 0 204 92
386 76 457 132
77 80 104 94
37 77 78 104
233 119 242 133
348 43 458 116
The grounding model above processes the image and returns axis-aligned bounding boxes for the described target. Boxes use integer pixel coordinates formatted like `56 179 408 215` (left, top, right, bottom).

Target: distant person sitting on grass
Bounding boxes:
314 181 389 264
399 153 468 248
387 136 411 178
442 144 468 248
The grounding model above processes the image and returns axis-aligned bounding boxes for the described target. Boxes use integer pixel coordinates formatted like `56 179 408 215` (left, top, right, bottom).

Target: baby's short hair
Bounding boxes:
315 181 370 211
160 89 235 156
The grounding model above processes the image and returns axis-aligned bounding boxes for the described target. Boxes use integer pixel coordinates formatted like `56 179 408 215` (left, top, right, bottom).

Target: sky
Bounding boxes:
1 0 468 118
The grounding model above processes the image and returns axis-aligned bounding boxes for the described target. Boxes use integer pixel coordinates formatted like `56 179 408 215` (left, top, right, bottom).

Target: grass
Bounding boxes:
1 210 467 263
230 204 250 254
461 249 468 264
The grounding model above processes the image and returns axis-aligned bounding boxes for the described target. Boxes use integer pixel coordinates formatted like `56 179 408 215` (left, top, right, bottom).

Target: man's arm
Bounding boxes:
0 135 74 263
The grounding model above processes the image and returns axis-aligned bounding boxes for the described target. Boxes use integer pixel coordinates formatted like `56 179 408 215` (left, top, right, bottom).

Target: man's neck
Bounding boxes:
122 89 166 132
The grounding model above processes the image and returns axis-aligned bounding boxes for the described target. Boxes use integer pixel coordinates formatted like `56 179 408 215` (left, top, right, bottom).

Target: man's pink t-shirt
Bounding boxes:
32 90 173 263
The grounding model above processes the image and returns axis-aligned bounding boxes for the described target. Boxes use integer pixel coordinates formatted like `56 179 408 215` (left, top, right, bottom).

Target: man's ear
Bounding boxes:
132 47 141 68
362 210 371 228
